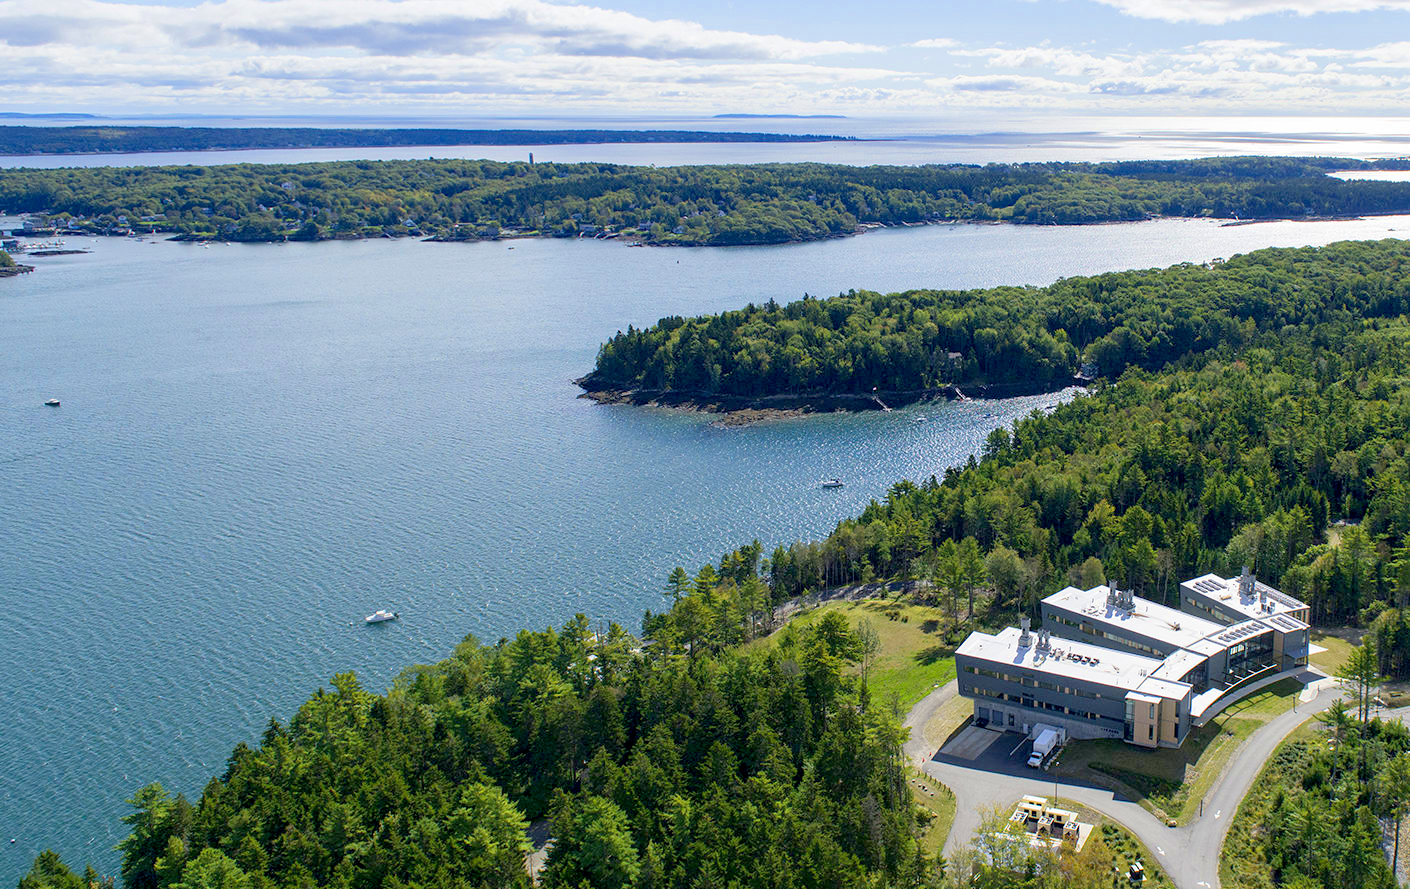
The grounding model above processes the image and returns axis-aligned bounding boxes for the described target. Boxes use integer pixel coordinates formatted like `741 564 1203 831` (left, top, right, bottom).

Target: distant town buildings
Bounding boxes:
956 569 1310 748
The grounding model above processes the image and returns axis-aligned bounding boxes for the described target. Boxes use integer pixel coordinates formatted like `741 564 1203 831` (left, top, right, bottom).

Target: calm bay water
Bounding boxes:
4 114 1410 169
2 214 1409 881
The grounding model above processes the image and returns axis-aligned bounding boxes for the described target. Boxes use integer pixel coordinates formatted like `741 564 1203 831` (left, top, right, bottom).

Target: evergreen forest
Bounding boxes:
587 239 1410 396
3 155 1410 246
1223 691 1406 889
24 613 930 889
0 126 845 156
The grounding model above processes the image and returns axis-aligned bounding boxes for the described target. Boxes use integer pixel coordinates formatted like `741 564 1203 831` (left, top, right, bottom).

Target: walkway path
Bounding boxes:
905 673 1346 889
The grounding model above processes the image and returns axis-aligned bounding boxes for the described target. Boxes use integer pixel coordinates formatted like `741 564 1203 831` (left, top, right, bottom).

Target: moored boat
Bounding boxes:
44 398 60 407
365 609 398 624
821 478 844 488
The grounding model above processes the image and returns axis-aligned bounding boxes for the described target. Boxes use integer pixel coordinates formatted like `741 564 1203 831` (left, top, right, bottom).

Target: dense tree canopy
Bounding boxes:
588 239 1410 396
26 610 930 889
3 156 1410 244
0 127 847 156
1224 670 1406 889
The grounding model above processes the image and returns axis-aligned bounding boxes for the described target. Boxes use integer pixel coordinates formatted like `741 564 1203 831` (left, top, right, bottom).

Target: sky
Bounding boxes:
2 0 1410 119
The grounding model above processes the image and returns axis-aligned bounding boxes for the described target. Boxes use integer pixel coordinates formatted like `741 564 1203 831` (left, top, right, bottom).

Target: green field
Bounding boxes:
1310 632 1355 674
754 598 958 709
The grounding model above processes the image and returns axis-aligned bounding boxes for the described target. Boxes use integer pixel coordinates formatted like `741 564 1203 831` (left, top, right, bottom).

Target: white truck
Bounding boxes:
1026 725 1064 767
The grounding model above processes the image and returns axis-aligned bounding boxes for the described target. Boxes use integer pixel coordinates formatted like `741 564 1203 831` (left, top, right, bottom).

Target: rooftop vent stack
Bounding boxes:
1037 628 1051 651
1239 565 1256 601
1019 616 1033 648
1105 585 1117 609
1122 588 1135 610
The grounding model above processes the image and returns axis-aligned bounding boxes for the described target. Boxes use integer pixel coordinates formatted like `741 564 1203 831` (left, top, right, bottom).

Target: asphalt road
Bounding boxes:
905 672 1345 889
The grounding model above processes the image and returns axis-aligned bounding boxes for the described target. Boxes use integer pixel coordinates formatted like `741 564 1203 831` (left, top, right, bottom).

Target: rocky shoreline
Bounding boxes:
576 378 1079 423
0 263 35 277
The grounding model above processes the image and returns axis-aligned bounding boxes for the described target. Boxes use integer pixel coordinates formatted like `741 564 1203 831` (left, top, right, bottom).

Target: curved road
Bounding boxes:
905 674 1345 889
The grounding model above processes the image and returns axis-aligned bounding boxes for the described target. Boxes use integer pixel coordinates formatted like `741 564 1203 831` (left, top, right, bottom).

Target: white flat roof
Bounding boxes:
957 626 1181 697
1183 573 1309 621
1045 585 1227 651
1150 648 1208 684
1190 686 1225 717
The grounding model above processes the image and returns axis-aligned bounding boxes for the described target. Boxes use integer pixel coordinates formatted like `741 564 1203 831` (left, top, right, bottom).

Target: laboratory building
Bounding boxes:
956 569 1311 748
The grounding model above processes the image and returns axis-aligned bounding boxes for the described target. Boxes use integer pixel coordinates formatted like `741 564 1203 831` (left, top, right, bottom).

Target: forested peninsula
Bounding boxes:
0 126 850 156
0 249 33 276
3 155 1410 246
583 239 1410 407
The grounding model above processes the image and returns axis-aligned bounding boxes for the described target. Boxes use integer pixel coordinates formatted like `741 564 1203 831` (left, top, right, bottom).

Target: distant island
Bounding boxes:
0 125 852 156
0 112 101 120
712 113 848 119
2 154 1409 246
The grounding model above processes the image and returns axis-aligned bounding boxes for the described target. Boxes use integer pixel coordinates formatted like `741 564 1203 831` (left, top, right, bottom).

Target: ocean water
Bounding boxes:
2 213 1408 881
4 114 1410 169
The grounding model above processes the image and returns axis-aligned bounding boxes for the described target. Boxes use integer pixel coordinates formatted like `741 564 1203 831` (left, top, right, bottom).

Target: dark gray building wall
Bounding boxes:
955 651 1129 739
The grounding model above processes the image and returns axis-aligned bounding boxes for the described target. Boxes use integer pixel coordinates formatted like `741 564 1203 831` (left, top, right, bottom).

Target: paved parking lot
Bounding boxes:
935 726 1058 780
938 725 1004 760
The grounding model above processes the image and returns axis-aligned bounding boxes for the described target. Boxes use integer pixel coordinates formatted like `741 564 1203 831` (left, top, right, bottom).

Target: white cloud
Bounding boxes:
955 45 1146 78
1092 0 1410 24
0 0 900 112
930 74 1086 93
0 0 1407 115
0 0 882 60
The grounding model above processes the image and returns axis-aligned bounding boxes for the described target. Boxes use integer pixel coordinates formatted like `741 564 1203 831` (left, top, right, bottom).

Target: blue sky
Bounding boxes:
2 0 1409 118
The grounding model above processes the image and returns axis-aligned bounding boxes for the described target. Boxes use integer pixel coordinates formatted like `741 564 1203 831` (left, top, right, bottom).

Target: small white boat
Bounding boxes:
365 609 399 624
44 398 60 407
913 415 927 423
821 478 844 488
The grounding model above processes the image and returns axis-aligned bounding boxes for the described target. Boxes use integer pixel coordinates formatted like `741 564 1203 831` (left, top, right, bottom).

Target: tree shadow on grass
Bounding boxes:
916 644 951 666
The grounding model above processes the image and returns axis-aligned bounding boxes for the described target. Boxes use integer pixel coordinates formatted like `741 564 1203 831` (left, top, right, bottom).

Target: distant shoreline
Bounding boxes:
576 379 1075 421
0 125 854 157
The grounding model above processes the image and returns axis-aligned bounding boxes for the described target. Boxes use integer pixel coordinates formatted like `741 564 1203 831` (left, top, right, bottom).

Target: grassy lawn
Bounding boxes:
1310 632 1354 674
1052 678 1302 825
922 691 975 750
910 771 956 856
754 598 958 710
1218 677 1304 720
